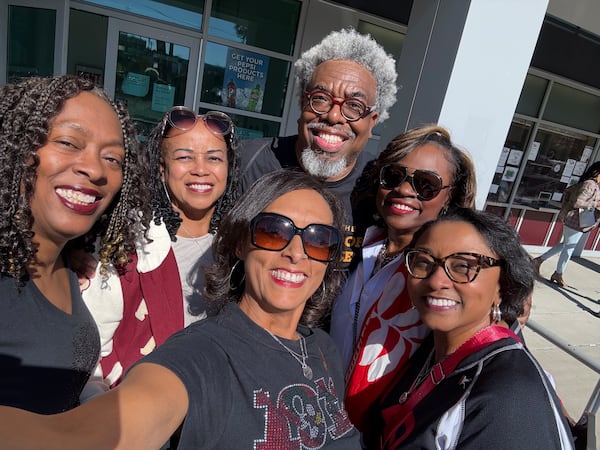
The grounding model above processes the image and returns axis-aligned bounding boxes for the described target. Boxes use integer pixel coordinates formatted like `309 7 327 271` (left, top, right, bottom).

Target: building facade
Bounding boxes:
1 0 599 255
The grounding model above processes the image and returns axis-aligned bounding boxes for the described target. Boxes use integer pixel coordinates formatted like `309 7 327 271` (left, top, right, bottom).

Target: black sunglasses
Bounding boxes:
379 164 452 201
161 107 233 138
405 249 504 283
250 212 341 263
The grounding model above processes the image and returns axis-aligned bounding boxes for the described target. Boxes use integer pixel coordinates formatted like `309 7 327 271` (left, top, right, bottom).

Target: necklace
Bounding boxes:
373 239 401 275
178 223 209 250
398 349 435 404
267 330 313 380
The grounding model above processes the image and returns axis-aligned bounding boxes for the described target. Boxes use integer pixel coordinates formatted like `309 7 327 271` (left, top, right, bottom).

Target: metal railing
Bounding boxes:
527 318 599 450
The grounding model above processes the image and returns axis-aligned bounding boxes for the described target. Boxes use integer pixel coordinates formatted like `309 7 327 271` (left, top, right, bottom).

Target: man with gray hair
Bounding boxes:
240 27 398 265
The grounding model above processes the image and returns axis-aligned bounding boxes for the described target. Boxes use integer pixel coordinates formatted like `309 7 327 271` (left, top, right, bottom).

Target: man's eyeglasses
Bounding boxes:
405 249 504 283
304 90 374 122
250 212 341 263
161 107 233 138
379 164 452 201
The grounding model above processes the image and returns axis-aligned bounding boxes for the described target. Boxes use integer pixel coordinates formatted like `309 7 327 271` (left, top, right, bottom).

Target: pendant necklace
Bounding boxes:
178 223 209 251
267 330 313 380
398 349 435 404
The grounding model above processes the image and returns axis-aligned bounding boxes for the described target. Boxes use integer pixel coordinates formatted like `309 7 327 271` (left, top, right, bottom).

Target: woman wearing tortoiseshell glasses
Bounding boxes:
329 125 477 431
80 106 240 395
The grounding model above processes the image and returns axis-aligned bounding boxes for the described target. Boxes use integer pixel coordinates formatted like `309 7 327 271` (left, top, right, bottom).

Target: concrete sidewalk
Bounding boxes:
523 254 600 427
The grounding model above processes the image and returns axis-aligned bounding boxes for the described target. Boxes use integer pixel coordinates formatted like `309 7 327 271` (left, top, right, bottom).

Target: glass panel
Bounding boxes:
513 125 597 208
199 107 280 139
486 120 533 203
201 41 291 117
209 0 301 55
114 31 190 138
81 0 203 30
543 83 600 133
67 10 108 86
515 74 548 117
7 5 55 82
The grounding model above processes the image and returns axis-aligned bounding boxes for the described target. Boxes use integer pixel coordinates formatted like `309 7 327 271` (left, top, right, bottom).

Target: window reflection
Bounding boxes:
208 0 301 55
82 0 203 29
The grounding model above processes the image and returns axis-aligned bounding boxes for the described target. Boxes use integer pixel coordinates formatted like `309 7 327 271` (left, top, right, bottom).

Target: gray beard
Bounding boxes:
300 147 348 179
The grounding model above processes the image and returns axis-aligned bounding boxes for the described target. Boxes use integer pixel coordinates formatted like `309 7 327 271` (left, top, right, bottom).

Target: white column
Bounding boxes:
380 0 549 209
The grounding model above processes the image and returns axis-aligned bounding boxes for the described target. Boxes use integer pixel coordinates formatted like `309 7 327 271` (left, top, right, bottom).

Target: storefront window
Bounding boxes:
81 0 203 30
486 120 533 204
543 82 600 133
513 126 596 209
7 5 55 82
114 31 190 137
515 74 548 117
201 41 291 120
199 108 280 140
209 0 301 55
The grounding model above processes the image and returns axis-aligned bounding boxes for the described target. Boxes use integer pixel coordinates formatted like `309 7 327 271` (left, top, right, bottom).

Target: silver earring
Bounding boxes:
491 304 502 323
229 259 245 291
161 180 173 205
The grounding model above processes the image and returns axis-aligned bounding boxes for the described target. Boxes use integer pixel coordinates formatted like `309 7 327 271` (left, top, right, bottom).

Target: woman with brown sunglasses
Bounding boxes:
80 107 240 396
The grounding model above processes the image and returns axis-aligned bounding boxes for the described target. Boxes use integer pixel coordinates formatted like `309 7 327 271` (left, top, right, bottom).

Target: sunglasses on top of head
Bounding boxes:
250 212 342 263
161 106 233 139
379 164 452 201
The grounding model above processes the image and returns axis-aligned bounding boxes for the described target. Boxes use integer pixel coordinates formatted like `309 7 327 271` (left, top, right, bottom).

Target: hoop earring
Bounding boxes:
491 304 502 323
229 259 245 291
161 180 173 205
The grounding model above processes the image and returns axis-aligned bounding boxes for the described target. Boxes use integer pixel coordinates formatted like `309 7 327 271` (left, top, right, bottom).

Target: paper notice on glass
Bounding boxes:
507 149 523 166
502 166 518 182
562 159 576 178
573 161 586 177
151 84 175 112
552 192 563 202
489 184 499 194
560 175 570 183
569 176 580 186
498 147 510 166
496 164 504 174
528 141 540 161
582 146 593 162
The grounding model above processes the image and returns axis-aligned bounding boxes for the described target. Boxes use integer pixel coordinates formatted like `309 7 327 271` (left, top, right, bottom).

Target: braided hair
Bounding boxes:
0 75 151 278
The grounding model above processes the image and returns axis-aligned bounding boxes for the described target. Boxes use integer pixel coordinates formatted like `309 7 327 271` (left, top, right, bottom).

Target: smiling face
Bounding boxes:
238 189 333 333
376 143 454 247
29 91 124 248
297 59 379 182
407 220 502 351
160 119 229 223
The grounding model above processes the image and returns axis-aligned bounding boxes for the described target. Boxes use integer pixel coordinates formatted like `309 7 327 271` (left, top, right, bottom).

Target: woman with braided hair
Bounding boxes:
81 106 240 393
0 75 150 414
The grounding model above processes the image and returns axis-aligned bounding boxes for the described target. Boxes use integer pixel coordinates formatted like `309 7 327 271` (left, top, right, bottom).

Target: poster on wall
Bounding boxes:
222 48 270 112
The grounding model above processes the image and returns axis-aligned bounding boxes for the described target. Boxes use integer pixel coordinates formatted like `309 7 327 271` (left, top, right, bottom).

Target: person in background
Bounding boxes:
369 207 574 449
330 125 476 430
240 27 398 266
0 75 150 414
0 170 361 449
533 161 600 287
82 106 239 391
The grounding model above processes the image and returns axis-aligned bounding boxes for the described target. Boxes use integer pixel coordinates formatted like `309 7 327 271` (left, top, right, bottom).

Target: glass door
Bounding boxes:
104 18 200 138
0 0 68 85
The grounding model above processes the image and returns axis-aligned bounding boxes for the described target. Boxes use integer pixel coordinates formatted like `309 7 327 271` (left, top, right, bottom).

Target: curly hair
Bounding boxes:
408 207 535 324
352 124 477 228
0 75 151 279
141 110 240 239
204 169 346 328
294 27 398 122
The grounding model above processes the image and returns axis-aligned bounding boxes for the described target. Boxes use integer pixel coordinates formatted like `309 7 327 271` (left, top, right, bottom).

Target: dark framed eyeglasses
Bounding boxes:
379 164 452 201
161 107 233 138
250 212 341 263
405 249 504 284
304 89 374 122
